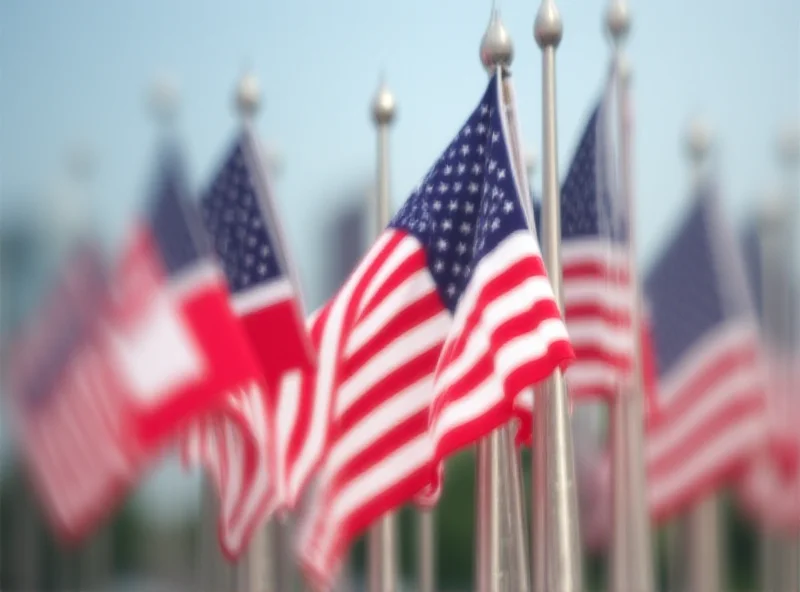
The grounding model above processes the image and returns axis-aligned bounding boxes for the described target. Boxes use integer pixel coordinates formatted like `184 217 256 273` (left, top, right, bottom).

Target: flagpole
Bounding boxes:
684 117 722 592
228 71 281 592
473 13 532 592
777 121 800 592
533 2 584 591
605 4 656 592
369 78 399 592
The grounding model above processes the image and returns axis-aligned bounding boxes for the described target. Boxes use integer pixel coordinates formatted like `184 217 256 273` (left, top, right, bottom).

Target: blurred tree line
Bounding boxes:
1 449 760 591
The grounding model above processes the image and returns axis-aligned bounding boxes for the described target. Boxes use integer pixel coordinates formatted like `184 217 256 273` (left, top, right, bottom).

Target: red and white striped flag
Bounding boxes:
183 126 316 558
296 73 573 589
644 186 768 519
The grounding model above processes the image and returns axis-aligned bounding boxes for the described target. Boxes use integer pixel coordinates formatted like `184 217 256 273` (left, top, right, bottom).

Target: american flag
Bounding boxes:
557 90 636 401
297 73 573 588
5 242 138 540
644 187 768 519
736 222 800 530
186 127 315 558
113 145 272 558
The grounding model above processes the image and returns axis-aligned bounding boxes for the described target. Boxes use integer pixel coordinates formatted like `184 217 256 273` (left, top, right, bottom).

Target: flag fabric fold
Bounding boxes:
296 72 572 589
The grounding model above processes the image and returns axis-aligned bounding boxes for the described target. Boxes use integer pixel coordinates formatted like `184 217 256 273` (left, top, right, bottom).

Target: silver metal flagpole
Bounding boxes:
684 117 723 592
369 78 399 592
475 12 531 592
757 190 793 592
533 1 584 590
605 3 656 592
232 71 280 592
777 121 800 592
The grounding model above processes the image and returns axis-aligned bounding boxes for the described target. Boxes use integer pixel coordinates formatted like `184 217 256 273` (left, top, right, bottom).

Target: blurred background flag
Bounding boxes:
4 240 136 541
643 186 768 520
116 141 272 559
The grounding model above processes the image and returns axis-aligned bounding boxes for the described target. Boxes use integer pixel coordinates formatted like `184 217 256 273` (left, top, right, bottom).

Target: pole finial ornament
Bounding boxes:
480 10 514 73
236 72 261 119
605 0 630 44
686 117 713 167
534 0 563 49
371 79 396 126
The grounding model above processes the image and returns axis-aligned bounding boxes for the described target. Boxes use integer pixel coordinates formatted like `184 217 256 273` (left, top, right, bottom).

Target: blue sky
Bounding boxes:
1 0 797 513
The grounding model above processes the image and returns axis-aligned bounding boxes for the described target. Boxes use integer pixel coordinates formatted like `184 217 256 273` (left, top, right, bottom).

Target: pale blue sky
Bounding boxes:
1 0 797 513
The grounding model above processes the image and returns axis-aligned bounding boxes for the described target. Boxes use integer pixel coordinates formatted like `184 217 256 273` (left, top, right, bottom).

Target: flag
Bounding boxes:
297 73 573 588
736 221 800 531
117 145 271 558
644 187 767 519
186 127 317 558
4 242 139 540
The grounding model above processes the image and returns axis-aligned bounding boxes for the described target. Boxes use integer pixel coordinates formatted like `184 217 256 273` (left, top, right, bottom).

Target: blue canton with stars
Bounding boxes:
560 100 628 244
389 74 528 312
201 133 283 295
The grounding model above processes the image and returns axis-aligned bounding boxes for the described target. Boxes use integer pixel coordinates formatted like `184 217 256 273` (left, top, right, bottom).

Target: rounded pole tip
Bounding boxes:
605 0 630 43
236 72 261 119
534 0 563 49
525 151 539 177
777 121 800 169
148 75 179 123
685 117 713 165
480 10 514 73
371 78 396 126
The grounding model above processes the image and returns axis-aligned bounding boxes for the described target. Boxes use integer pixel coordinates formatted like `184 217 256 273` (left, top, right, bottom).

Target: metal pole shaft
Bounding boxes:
476 430 505 592
502 426 532 592
615 50 656 592
609 395 629 592
535 4 584 587
687 495 721 592
684 131 721 592
498 72 532 592
417 510 436 592
367 116 398 592
532 392 548 592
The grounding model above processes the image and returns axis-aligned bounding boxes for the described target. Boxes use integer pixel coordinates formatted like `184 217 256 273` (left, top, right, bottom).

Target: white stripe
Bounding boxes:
323 376 434 480
347 268 436 357
561 240 629 270
566 320 634 358
646 365 764 463
432 373 502 440
168 260 226 300
276 371 301 504
435 273 567 393
356 235 422 317
562 278 631 312
336 312 450 418
313 435 433 564
649 418 765 511
658 320 762 406
288 231 396 500
231 277 293 316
